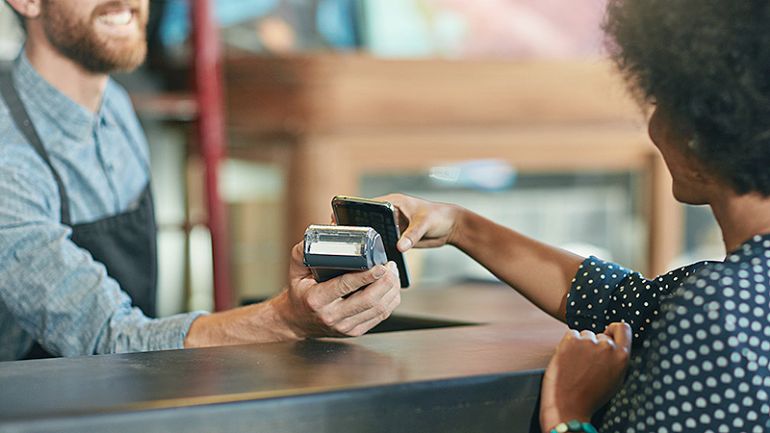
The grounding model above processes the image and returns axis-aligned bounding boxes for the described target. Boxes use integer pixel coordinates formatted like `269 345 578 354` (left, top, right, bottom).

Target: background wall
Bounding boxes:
0 1 722 314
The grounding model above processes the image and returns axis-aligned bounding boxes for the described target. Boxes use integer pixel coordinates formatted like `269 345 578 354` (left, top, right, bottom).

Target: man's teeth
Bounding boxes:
97 10 133 26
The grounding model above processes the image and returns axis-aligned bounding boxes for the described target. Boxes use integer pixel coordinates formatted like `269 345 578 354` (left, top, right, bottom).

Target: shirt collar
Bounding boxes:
11 50 110 141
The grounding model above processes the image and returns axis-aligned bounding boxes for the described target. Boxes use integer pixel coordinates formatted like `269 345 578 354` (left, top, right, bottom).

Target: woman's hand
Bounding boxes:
376 193 463 252
540 322 632 431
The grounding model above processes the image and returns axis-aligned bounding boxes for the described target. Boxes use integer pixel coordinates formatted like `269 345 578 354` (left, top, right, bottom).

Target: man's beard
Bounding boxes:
41 1 148 74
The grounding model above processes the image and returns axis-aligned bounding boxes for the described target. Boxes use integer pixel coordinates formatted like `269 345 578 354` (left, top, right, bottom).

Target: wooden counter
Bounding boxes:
0 286 565 433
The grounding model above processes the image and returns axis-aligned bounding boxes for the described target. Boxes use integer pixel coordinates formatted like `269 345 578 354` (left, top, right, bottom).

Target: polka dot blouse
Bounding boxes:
567 234 770 433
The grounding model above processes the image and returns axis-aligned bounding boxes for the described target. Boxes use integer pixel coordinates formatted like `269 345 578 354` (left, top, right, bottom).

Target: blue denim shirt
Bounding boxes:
0 52 205 360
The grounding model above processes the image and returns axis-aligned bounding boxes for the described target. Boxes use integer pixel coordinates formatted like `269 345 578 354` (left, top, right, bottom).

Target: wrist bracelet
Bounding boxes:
549 419 598 433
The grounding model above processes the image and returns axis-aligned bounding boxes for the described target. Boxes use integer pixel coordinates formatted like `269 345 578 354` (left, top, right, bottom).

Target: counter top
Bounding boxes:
0 285 565 433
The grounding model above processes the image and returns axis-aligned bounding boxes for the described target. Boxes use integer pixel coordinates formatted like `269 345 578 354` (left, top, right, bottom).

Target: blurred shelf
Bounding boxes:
218 54 681 277
224 54 641 135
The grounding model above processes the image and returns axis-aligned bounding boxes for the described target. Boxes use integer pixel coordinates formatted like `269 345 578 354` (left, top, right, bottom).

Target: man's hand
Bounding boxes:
376 193 463 252
184 241 401 348
270 242 402 338
539 322 632 431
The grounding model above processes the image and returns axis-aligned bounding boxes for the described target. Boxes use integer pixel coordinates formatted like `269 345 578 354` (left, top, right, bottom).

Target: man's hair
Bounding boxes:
605 0 770 195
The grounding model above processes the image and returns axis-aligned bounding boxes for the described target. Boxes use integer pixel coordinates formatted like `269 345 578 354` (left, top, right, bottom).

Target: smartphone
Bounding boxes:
332 196 410 288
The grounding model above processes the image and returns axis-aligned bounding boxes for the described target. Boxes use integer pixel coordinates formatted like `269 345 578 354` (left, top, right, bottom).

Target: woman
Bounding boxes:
384 1 770 431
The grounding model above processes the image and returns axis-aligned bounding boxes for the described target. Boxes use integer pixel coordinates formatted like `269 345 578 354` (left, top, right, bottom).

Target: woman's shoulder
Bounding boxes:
652 261 716 293
664 258 767 309
625 257 769 433
656 258 769 353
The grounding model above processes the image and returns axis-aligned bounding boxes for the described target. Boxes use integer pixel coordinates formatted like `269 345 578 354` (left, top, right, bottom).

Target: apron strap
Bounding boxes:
0 72 72 225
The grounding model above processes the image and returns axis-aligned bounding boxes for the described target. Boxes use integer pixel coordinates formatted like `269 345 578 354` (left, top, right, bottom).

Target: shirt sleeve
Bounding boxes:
566 256 704 344
0 158 206 357
600 274 770 433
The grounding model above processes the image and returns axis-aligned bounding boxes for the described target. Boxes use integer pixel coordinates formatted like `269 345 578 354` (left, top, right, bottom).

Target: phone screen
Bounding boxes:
332 196 410 288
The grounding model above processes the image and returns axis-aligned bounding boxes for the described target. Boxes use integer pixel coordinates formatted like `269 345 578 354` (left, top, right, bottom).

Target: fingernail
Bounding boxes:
373 266 386 278
398 238 412 251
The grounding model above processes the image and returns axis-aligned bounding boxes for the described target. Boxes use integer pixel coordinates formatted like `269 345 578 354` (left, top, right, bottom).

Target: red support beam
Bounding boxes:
190 0 233 311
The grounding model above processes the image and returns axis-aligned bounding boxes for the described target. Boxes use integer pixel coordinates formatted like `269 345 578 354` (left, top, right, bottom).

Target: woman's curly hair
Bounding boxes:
605 0 770 195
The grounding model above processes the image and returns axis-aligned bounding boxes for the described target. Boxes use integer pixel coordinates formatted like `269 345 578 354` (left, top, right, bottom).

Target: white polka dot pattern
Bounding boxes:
565 234 770 432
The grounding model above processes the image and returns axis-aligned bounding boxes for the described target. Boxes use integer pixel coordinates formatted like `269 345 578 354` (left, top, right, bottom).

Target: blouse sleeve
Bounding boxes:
566 256 705 344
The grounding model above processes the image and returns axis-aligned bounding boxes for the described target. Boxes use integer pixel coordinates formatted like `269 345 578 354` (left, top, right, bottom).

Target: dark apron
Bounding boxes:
0 73 158 359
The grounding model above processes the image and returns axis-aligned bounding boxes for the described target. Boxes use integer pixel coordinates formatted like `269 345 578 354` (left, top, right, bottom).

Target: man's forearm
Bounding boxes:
449 208 584 321
184 292 301 348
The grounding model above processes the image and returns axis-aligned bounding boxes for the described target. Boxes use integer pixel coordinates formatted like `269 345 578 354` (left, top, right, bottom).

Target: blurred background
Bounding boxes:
0 0 722 316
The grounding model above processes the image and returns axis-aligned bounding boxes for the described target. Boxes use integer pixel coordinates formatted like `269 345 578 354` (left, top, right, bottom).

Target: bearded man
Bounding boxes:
0 0 401 361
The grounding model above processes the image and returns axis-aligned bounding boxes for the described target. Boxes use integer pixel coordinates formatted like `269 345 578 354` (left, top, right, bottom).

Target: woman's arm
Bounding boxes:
383 194 583 322
384 193 704 332
450 208 584 322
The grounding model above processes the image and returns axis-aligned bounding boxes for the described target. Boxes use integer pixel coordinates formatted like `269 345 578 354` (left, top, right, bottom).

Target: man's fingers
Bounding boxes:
348 290 402 337
333 279 401 334
604 322 632 352
288 241 311 280
290 241 303 262
337 262 399 313
315 262 399 334
317 264 389 303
